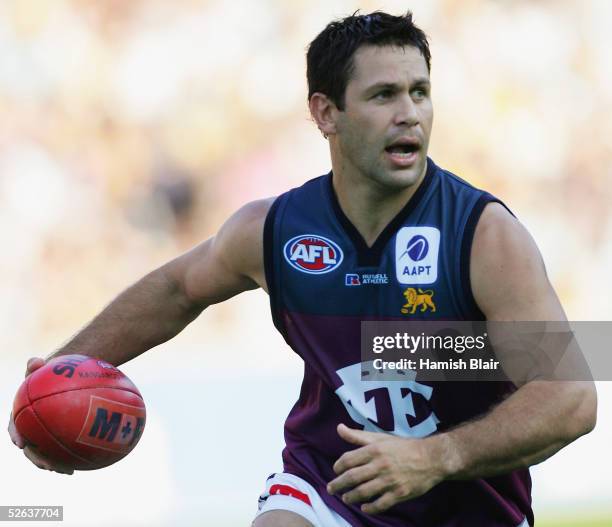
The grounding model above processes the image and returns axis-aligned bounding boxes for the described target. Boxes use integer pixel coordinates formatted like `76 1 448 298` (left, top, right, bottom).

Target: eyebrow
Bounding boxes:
364 78 431 95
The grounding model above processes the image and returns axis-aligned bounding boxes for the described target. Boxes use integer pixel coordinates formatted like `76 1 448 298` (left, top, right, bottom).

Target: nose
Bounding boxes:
394 94 419 127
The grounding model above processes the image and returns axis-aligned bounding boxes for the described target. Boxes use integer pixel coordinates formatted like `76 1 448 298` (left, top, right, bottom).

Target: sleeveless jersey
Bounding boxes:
263 158 533 527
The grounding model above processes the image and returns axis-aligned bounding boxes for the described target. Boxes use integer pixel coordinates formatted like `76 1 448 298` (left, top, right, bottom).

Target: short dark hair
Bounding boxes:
306 11 431 111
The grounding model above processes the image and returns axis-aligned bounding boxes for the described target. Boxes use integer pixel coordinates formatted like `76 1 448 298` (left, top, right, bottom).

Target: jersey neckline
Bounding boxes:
326 157 436 268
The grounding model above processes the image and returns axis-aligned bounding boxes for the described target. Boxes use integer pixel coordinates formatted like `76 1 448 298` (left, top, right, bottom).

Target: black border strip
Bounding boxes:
460 193 515 319
263 195 285 336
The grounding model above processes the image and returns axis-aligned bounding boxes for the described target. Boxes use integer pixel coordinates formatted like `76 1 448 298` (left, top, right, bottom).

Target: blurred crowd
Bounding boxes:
1 0 611 353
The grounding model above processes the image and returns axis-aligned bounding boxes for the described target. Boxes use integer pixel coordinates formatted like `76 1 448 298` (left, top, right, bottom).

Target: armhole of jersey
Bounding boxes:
460 193 515 319
263 195 286 337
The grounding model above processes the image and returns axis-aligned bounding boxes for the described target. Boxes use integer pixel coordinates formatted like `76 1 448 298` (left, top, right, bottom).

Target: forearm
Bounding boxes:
46 268 204 366
437 380 597 480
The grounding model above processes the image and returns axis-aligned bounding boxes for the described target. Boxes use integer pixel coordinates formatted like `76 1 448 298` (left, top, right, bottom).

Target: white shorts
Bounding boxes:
255 472 351 527
255 472 531 527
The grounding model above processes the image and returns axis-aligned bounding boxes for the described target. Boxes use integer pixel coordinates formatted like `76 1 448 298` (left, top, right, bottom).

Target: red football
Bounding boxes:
12 354 146 470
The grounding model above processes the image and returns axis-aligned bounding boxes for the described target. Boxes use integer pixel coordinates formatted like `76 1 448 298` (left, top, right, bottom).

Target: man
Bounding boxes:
9 11 596 527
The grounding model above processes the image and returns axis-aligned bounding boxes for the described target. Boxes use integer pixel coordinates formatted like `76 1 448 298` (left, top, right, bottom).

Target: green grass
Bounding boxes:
537 516 612 527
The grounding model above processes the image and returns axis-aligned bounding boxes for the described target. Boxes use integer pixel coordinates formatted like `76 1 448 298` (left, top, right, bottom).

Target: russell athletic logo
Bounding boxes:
345 273 361 286
284 234 344 274
395 227 440 285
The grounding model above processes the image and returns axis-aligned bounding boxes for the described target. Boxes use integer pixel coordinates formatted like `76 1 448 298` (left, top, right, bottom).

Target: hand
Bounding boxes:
327 423 450 514
8 357 74 475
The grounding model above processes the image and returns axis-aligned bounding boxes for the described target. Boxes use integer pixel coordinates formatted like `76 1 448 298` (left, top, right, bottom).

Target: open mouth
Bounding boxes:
385 143 419 156
384 139 420 166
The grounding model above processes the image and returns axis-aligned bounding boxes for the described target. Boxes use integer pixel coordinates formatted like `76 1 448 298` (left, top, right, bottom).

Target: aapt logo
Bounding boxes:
283 234 344 274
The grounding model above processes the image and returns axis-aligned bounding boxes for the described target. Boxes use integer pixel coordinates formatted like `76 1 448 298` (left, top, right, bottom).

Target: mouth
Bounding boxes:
384 138 421 167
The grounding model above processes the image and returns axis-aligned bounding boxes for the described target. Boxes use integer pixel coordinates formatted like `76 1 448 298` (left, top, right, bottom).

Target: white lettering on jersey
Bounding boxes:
291 245 337 264
334 362 439 438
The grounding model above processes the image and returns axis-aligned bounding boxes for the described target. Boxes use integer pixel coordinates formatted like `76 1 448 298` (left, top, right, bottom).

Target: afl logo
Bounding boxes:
401 235 429 261
283 234 344 274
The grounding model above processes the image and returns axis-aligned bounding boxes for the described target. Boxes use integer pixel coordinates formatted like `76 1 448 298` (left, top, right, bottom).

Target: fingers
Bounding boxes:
328 463 400 513
8 413 25 449
23 445 52 470
333 445 373 475
328 463 379 495
337 423 380 446
10 357 45 449
341 477 392 506
23 446 74 475
11 357 73 475
25 357 46 377
360 491 398 515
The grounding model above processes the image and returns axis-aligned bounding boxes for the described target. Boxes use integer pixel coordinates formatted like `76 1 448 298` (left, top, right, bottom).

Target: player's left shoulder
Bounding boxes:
471 201 543 276
470 201 565 320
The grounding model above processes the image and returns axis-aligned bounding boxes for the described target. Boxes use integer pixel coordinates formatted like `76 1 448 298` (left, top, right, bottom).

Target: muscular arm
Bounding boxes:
44 198 272 366
438 202 597 479
9 198 273 472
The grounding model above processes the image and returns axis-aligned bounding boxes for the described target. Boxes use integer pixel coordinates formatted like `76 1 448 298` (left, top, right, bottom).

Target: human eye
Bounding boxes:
373 89 394 101
412 86 429 100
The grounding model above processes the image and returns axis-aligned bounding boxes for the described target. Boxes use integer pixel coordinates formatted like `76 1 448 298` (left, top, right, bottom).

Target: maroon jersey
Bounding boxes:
263 159 533 526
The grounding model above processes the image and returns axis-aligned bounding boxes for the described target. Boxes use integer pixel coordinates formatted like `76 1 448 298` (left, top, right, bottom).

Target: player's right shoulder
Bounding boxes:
218 197 275 246
201 197 276 295
214 197 275 266
161 197 276 308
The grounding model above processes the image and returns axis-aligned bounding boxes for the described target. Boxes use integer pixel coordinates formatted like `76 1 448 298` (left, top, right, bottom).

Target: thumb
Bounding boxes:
25 357 46 377
337 423 380 446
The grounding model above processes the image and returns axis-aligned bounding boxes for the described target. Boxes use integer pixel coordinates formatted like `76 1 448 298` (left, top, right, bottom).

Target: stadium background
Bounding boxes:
1 0 610 525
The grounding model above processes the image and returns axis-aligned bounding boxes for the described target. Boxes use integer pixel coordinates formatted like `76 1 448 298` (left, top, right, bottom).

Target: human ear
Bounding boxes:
308 92 338 139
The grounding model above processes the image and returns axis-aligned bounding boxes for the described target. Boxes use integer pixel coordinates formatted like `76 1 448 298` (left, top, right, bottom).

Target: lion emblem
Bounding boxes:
401 288 436 315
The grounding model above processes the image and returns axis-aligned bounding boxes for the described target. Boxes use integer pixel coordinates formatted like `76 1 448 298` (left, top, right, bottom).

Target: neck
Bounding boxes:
330 158 428 247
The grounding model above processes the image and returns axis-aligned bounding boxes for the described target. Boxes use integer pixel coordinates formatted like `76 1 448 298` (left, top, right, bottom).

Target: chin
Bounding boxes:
369 155 426 189
382 165 424 190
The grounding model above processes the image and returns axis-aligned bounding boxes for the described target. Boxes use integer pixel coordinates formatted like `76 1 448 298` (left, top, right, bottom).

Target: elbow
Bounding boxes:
563 382 597 441
580 384 598 435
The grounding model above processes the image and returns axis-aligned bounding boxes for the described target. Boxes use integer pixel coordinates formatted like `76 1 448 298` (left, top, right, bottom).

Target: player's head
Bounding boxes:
307 11 431 111
307 11 433 190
